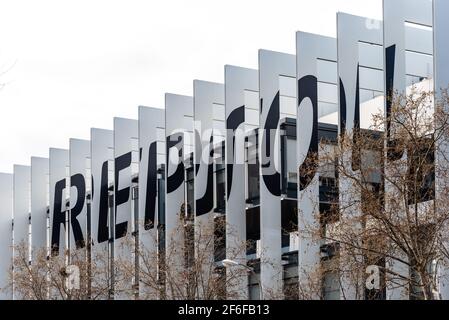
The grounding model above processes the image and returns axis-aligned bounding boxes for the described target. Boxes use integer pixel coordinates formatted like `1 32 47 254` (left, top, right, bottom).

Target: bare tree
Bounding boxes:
307 86 449 300
118 206 250 300
9 242 112 300
8 210 252 300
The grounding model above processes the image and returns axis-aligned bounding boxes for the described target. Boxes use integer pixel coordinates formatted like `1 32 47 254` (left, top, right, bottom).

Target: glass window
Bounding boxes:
246 207 260 256
407 138 435 204
317 59 338 84
283 138 297 198
246 131 259 204
359 67 384 92
279 75 296 98
215 167 226 213
214 215 226 262
157 164 165 227
281 200 298 250
321 244 340 300
186 166 194 221
248 271 261 300
358 42 383 70
283 263 299 300
322 271 340 300
214 142 226 214
405 23 433 55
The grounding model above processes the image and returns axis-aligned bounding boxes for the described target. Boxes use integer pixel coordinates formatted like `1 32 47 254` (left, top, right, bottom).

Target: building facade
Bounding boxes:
1 0 449 300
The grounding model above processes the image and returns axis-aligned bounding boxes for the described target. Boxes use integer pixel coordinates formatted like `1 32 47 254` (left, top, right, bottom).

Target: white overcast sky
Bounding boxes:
0 0 382 173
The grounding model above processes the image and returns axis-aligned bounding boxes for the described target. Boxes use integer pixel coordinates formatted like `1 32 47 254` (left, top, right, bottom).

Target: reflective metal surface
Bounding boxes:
259 49 296 299
225 65 259 299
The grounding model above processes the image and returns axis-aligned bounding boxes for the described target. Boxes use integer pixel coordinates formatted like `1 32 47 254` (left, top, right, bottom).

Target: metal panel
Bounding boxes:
338 13 383 136
49 148 69 257
225 65 259 299
433 0 449 300
296 32 337 299
113 118 139 299
193 80 225 297
90 128 114 299
91 129 113 250
13 165 31 261
31 157 49 257
164 94 193 298
259 50 296 299
383 0 433 300
337 13 383 300
138 106 165 299
69 139 90 252
114 118 139 241
0 173 13 300
13 165 31 298
194 81 225 217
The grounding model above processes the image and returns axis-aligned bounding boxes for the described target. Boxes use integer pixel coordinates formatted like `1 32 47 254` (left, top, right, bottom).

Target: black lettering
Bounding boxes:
97 160 109 244
70 173 86 249
51 179 67 256
144 142 157 230
114 152 131 239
